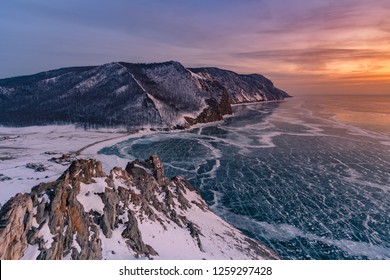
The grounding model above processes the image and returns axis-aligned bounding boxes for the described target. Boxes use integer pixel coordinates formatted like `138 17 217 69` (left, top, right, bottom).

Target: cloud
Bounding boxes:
233 48 390 70
257 0 390 34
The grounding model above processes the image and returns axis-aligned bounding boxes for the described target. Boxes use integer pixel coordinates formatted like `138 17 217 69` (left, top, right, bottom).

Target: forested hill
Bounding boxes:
0 61 289 128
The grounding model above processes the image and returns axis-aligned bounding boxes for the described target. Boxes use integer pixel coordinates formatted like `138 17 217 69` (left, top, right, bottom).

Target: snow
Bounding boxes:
188 69 205 81
133 164 153 176
38 193 50 204
73 234 82 253
99 225 137 260
77 178 107 214
110 170 129 190
40 221 54 246
141 65 208 125
31 208 39 228
187 69 206 90
42 76 59 85
193 71 213 81
133 186 270 260
114 85 129 95
0 125 128 205
127 72 191 126
21 244 40 260
0 86 14 96
77 170 273 259
74 75 103 91
72 63 125 93
139 218 202 259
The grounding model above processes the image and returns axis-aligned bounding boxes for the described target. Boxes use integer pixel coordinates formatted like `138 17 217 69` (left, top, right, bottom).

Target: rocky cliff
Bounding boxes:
0 61 288 128
0 156 278 260
190 67 289 103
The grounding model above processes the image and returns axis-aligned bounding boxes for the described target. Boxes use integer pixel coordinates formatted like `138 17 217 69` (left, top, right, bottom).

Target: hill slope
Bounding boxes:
0 61 289 128
189 67 289 103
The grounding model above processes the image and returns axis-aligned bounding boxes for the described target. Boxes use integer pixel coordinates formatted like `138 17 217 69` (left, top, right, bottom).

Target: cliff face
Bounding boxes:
189 67 290 103
0 61 288 128
0 156 278 260
184 81 233 125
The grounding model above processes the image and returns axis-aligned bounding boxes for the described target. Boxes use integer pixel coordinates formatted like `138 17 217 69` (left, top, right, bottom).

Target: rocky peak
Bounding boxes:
126 155 166 185
0 156 279 260
59 158 106 184
0 193 33 259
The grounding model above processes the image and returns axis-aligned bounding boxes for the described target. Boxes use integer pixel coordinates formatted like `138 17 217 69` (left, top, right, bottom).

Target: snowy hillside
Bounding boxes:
0 63 164 127
189 67 290 103
0 61 289 128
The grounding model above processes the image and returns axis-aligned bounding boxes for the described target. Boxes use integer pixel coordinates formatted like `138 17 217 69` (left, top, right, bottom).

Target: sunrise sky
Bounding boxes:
1 0 389 95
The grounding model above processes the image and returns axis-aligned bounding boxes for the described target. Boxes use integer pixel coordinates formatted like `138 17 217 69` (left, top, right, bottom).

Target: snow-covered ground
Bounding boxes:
0 125 139 205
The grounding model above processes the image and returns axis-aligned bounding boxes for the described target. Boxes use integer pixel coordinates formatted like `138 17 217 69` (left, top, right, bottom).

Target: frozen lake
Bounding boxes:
100 95 390 259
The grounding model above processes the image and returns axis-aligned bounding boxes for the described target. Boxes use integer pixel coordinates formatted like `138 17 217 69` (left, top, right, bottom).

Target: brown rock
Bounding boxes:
0 193 33 259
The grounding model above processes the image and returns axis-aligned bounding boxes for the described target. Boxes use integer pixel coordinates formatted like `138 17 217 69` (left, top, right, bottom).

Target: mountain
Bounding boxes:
0 156 278 260
0 61 289 128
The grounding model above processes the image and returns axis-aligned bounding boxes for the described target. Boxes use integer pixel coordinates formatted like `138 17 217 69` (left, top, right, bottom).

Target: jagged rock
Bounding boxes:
16 159 107 260
171 177 193 211
35 197 47 225
48 154 75 165
100 189 120 238
121 210 157 257
126 155 167 185
0 156 279 260
0 193 33 259
150 155 165 184
187 221 204 252
59 158 106 184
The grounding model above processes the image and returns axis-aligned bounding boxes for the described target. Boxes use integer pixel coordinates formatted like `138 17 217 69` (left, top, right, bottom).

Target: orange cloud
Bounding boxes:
223 1 390 95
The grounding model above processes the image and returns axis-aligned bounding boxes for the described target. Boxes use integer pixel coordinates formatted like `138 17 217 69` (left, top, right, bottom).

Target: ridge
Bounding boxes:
0 156 279 260
0 60 289 127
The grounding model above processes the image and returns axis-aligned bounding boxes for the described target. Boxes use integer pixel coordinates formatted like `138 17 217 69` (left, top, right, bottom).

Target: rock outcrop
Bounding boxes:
185 81 232 125
0 156 279 260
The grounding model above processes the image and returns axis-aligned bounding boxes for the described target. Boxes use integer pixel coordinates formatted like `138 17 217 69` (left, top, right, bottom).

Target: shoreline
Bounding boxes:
82 99 290 154
231 99 285 107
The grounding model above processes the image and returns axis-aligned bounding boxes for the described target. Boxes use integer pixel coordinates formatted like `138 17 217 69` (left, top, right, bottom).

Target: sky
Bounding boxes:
1 0 390 95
